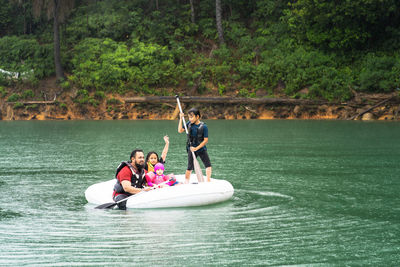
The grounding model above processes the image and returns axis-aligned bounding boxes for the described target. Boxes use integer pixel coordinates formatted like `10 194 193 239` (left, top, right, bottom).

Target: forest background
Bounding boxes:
1 0 400 109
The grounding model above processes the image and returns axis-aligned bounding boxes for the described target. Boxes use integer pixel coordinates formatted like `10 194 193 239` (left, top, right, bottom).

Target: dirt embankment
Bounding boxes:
1 78 399 121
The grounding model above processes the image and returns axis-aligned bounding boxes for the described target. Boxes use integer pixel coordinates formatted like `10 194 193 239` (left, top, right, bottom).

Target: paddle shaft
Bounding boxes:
95 190 145 209
176 96 204 183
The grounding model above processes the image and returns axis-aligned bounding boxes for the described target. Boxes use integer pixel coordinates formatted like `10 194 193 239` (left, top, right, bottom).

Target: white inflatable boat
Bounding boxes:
85 174 234 209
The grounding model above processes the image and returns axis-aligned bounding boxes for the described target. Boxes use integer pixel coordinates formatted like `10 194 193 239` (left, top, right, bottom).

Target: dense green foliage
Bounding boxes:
0 36 53 84
284 0 400 51
69 38 179 93
1 0 400 101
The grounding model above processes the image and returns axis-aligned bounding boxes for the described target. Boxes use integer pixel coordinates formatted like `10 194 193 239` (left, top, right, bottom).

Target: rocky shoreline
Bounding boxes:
1 92 399 121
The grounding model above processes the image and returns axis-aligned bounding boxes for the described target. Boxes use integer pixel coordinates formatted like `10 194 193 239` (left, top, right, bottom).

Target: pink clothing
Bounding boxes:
145 172 176 187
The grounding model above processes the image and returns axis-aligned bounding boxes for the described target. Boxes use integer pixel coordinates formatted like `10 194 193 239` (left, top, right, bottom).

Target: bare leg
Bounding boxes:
185 170 192 183
206 167 212 182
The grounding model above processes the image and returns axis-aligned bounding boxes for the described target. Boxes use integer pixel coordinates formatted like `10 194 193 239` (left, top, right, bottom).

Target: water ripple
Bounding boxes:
244 189 294 200
0 208 23 220
1 121 399 266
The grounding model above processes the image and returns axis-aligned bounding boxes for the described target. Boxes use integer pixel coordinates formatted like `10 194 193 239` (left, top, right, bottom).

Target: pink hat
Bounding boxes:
154 163 164 172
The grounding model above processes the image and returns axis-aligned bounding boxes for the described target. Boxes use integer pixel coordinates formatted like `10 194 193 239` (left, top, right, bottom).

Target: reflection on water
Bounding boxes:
0 120 399 266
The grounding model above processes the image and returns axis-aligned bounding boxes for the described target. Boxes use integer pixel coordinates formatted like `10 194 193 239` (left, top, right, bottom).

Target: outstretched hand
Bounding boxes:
163 135 169 143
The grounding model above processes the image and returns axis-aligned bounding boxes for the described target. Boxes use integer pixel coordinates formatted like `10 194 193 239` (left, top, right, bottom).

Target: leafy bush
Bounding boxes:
26 104 38 111
94 91 105 100
88 98 99 107
198 18 217 40
74 89 89 106
60 80 71 90
283 0 400 51
66 1 194 47
21 89 34 99
0 73 9 86
224 21 250 46
0 86 6 97
70 38 179 92
309 67 354 101
7 93 19 102
238 88 250 97
13 102 24 109
0 36 53 79
357 54 400 92
59 103 68 110
106 98 122 105
76 89 89 98
240 45 353 101
208 63 232 85
218 84 226 96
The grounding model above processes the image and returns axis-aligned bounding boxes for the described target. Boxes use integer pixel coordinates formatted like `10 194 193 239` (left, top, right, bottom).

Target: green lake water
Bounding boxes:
0 120 399 266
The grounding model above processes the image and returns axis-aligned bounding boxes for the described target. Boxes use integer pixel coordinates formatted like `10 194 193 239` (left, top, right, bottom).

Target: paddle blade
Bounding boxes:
95 202 117 209
192 151 204 182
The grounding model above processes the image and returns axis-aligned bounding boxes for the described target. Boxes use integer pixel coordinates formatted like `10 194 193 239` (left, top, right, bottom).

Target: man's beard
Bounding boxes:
135 162 144 171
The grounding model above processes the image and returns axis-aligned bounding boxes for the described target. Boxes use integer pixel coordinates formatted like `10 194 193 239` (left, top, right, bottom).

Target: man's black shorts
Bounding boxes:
187 149 212 170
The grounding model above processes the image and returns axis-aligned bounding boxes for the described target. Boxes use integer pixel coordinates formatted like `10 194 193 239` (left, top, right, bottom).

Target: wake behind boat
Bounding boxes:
85 174 234 209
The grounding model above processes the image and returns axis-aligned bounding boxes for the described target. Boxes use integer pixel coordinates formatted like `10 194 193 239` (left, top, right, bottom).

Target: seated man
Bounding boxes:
112 149 151 210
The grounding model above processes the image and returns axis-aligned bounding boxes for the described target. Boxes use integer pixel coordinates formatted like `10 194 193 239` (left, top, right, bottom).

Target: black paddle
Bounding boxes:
95 178 174 209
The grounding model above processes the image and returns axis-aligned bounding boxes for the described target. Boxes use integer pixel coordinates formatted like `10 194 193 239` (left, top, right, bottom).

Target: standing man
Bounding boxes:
178 108 212 183
113 149 151 210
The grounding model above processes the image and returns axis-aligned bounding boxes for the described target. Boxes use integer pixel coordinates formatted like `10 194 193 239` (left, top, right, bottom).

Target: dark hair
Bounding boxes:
130 149 144 159
188 107 201 118
145 151 160 164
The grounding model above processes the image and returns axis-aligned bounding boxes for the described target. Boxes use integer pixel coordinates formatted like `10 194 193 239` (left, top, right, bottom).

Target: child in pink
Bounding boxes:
145 163 177 187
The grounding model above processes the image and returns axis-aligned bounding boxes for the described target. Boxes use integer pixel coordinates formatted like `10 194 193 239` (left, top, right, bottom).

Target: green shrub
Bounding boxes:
94 91 105 100
357 54 400 92
88 98 99 107
198 18 216 40
76 98 88 105
60 81 71 90
76 89 89 98
13 102 24 109
208 63 232 85
218 84 226 96
238 88 250 97
282 0 398 51
21 89 34 99
0 86 6 97
106 98 122 105
0 36 53 79
70 38 179 92
241 45 354 101
74 89 90 106
59 103 68 110
26 104 38 111
7 93 20 102
309 67 354 101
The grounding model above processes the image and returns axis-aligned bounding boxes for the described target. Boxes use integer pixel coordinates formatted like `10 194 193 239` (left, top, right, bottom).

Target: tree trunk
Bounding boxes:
23 2 26 34
53 0 64 81
189 0 195 23
215 0 225 45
